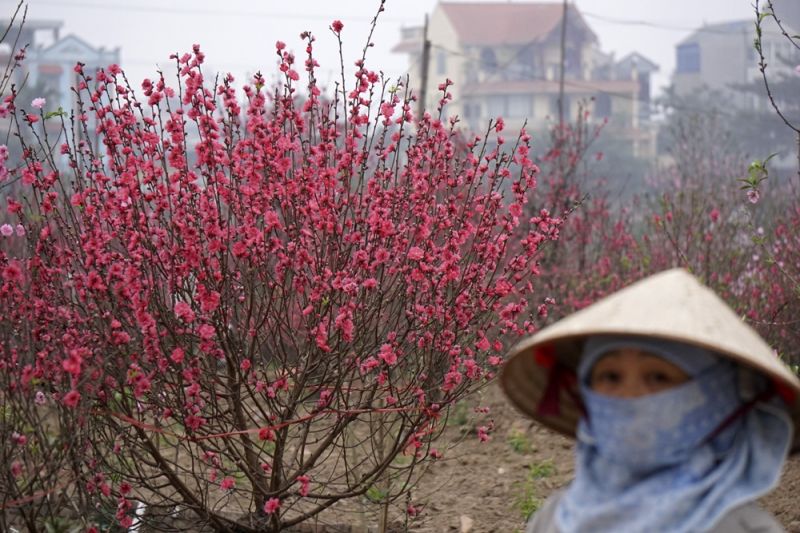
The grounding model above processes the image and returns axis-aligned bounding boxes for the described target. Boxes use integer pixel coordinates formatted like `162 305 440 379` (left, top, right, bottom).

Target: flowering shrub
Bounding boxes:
0 15 556 531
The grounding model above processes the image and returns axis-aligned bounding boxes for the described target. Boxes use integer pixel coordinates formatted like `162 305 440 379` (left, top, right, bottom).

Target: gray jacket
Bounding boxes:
525 492 785 533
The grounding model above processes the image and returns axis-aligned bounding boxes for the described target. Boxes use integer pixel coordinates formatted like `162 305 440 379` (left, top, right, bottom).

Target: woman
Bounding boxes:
501 269 799 532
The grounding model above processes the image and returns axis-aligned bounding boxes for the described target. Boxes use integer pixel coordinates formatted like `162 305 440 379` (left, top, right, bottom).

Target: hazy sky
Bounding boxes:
1 0 758 96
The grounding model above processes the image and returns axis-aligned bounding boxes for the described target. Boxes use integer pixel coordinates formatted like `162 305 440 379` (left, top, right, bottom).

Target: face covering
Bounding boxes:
580 362 739 474
554 335 792 533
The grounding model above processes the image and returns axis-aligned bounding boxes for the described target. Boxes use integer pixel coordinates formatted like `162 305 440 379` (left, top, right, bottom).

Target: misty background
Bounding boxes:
2 0 799 193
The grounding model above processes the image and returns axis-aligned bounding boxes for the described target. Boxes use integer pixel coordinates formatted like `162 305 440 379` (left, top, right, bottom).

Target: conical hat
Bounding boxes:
500 268 800 453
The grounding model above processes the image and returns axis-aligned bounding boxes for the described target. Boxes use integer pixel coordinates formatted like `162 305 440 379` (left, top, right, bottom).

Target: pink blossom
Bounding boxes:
0 224 12 236
63 390 81 408
174 301 195 323
199 290 221 313
31 97 46 109
3 260 22 283
475 336 490 351
263 497 281 514
12 431 27 445
7 198 21 214
220 477 235 490
170 347 185 364
378 343 398 366
258 427 275 441
297 475 310 496
185 415 205 431
317 388 333 408
198 323 215 340
747 189 760 204
407 247 424 261
359 356 380 374
331 20 344 34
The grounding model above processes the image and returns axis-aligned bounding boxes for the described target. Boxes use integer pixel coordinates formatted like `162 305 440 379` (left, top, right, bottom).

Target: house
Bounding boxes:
393 2 659 157
672 17 800 111
0 18 120 122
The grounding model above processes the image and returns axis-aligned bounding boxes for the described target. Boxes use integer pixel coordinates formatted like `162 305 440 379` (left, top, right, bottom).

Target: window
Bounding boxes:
676 43 700 73
507 95 532 118
436 49 447 76
487 95 505 117
565 44 582 78
595 94 611 117
481 47 498 74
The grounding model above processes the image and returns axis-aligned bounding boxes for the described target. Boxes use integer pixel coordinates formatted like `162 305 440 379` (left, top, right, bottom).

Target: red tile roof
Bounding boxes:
440 2 594 46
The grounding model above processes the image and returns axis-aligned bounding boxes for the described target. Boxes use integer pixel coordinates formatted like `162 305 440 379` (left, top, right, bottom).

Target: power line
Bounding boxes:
581 11 786 37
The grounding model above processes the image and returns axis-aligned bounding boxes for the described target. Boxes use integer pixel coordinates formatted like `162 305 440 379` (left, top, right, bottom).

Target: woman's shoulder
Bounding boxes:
711 503 785 533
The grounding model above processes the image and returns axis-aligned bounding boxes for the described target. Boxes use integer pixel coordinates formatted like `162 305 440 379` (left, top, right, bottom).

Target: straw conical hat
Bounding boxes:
500 268 800 453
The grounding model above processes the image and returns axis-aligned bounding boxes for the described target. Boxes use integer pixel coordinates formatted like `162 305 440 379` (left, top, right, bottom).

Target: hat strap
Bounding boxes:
702 386 776 445
537 363 585 417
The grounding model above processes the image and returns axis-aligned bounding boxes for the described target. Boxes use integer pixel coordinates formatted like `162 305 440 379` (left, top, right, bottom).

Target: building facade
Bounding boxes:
672 17 799 111
393 2 658 157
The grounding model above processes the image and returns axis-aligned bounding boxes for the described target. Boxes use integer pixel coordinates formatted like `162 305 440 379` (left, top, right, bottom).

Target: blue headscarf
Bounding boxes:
555 336 793 533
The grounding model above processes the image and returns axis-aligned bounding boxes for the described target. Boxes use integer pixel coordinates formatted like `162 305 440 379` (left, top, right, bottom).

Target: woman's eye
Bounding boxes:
647 372 674 385
592 371 621 385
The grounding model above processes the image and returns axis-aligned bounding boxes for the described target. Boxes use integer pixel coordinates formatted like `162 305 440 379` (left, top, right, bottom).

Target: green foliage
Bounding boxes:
741 153 777 191
528 460 556 480
447 399 470 427
365 485 386 503
507 429 531 454
514 460 556 519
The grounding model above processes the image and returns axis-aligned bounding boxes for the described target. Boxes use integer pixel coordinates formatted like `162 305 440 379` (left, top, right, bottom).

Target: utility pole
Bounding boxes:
557 0 568 130
418 14 431 122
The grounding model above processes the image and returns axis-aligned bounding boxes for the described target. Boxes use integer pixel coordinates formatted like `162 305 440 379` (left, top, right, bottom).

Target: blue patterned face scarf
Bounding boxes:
555 336 793 533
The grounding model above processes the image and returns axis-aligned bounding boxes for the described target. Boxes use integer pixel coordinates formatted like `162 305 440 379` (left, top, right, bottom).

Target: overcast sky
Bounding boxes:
1 0 758 96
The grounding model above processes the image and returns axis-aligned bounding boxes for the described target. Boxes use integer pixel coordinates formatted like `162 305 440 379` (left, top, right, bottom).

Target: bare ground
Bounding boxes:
137 382 800 532
318 382 800 533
